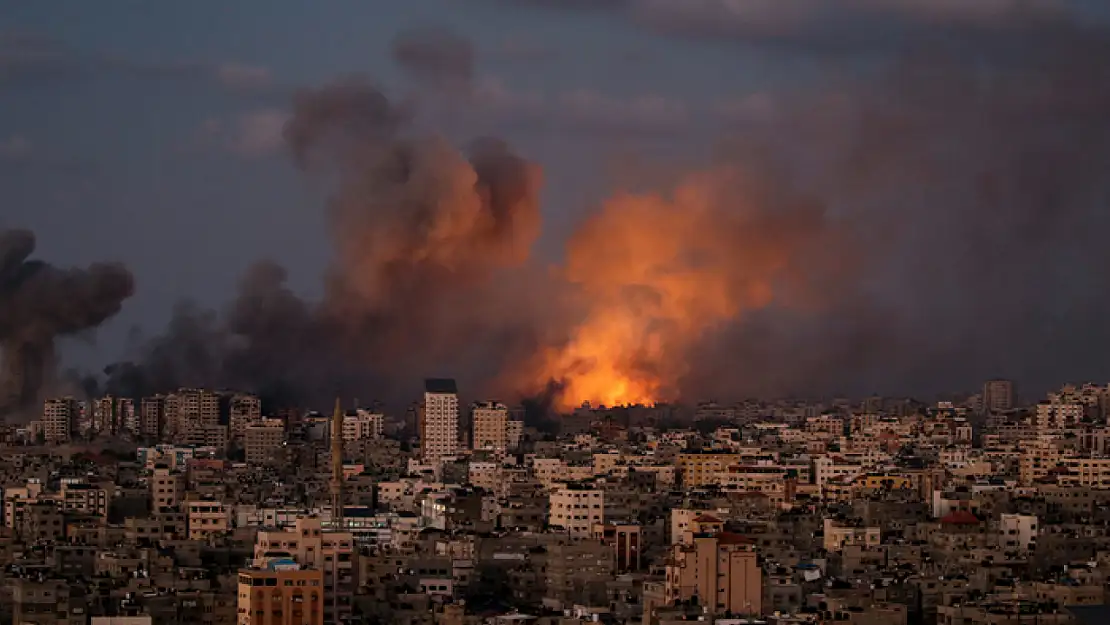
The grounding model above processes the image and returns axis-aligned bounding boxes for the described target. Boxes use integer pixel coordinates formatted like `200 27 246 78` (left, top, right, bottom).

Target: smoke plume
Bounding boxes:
105 77 546 406
0 229 134 417
106 9 1110 410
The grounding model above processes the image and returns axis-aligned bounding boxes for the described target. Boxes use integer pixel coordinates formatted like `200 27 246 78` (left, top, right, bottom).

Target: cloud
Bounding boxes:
0 136 32 162
467 77 694 135
483 36 559 62
500 0 1083 54
215 63 273 90
0 30 275 94
196 109 288 157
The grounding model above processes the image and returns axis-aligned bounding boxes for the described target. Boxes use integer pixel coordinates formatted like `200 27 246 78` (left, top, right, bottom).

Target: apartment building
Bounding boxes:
420 379 459 464
549 486 604 537
237 560 324 625
664 532 762 616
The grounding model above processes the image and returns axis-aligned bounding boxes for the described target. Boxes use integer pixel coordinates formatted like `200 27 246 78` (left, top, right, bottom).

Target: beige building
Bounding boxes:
151 466 184 510
549 486 604 537
245 421 285 465
676 451 742 488
3 478 44 528
664 532 761 616
823 517 881 552
254 516 354 624
237 561 324 625
43 397 78 443
341 409 384 441
58 481 109 517
420 379 459 464
186 498 231 540
472 401 510 455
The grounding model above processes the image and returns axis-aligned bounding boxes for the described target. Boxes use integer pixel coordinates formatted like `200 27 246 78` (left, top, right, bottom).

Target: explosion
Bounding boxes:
530 167 833 410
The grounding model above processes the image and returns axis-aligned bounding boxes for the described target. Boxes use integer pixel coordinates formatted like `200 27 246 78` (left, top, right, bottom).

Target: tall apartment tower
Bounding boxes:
229 393 262 444
42 397 78 443
982 379 1015 414
420 379 459 464
330 398 345 531
140 395 166 440
472 401 522 457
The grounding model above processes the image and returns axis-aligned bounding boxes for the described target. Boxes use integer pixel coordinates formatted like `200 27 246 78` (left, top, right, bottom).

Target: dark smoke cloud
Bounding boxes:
0 229 134 417
103 77 547 408
675 16 1110 398
105 6 1110 409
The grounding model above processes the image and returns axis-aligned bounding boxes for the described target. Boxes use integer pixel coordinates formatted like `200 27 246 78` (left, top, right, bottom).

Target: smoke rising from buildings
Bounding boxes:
95 9 1110 410
0 229 134 417
103 75 548 406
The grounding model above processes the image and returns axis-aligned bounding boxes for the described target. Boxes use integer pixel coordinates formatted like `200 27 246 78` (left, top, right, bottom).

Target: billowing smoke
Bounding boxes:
107 8 1110 410
105 76 546 406
0 229 134 417
509 4 1110 405
520 164 853 410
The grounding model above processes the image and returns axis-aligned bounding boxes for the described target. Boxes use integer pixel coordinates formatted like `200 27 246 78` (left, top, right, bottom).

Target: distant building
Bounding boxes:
229 393 262 444
342 409 383 441
982 379 1015 413
420 379 459 464
43 397 78 443
140 395 166 439
472 401 511 455
245 421 285 465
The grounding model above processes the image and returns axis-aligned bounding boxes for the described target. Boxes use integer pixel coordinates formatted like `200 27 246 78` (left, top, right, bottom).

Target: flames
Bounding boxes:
529 167 830 411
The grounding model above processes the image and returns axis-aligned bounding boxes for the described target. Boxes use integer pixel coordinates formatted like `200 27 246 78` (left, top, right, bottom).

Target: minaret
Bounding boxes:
330 397 344 531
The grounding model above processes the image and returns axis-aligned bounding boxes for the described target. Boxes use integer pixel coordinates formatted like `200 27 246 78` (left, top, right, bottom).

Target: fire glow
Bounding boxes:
527 169 829 410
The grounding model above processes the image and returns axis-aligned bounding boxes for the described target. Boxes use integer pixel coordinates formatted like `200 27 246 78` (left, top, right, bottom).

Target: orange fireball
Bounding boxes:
532 166 829 411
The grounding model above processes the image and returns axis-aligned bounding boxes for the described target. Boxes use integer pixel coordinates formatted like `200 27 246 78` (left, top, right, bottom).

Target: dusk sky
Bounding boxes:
5 0 1110 402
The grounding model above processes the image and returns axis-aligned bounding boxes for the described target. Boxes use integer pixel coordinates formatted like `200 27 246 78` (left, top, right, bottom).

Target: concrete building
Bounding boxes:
186 498 231 541
237 559 324 625
549 486 604 537
140 395 166 439
342 409 383 441
151 466 184 511
43 397 78 443
254 516 354 624
420 379 459 464
472 401 510 455
999 513 1038 552
245 421 285 465
664 532 762 616
11 577 86 625
229 393 262 443
982 379 1015 413
92 395 134 435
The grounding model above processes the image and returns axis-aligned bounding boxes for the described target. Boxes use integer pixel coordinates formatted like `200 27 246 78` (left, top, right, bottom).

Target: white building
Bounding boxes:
421 379 460 464
343 409 384 441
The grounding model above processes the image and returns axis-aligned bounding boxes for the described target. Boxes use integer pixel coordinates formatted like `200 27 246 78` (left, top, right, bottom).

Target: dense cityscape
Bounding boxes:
0 378 1104 624
5 0 1110 624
